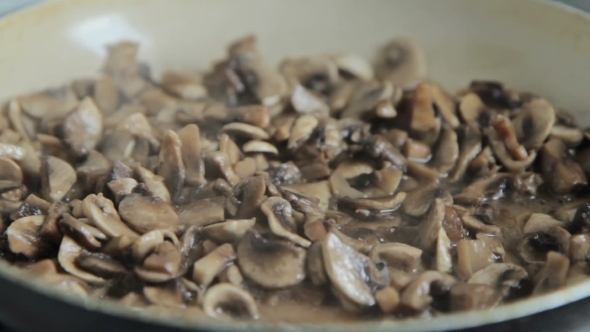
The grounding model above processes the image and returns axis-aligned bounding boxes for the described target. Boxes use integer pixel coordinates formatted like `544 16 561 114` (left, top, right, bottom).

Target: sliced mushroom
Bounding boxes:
332 53 374 81
83 193 139 238
192 243 235 287
282 181 331 211
40 156 77 202
436 228 453 273
11 194 50 221
222 122 270 140
532 251 570 295
158 130 185 202
457 239 503 278
136 241 185 283
161 71 207 100
487 125 536 173
6 215 46 258
403 139 431 162
517 227 571 264
329 172 365 199
236 231 306 289
233 175 266 219
306 242 328 286
59 214 107 251
206 152 241 187
400 270 456 311
135 166 171 202
523 213 563 234
375 36 427 88
409 82 437 133
449 283 500 312
76 252 127 278
453 173 511 205
430 128 459 174
369 243 423 273
0 142 26 161
403 184 452 217
202 218 256 243
234 105 269 128
177 124 205 186
177 198 225 228
340 82 396 119
415 198 446 252
460 214 501 236
338 192 406 218
0 157 23 183
60 97 103 157
242 140 278 155
118 193 179 234
131 229 180 262
569 234 590 262
288 114 319 149
512 98 556 149
58 236 106 284
375 287 401 314
322 232 389 309
551 125 584 147
450 126 482 180
291 84 329 114
261 197 311 248
202 283 259 321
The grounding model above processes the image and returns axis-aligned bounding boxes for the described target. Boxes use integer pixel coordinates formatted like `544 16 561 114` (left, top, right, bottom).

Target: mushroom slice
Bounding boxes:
58 236 106 285
202 283 259 321
40 156 77 203
261 197 311 248
76 252 127 279
61 97 103 157
307 242 328 286
569 234 590 262
523 213 563 234
0 181 27 202
177 198 225 228
222 122 270 140
107 177 138 204
322 232 389 308
59 213 107 251
415 198 446 252
0 142 26 161
288 114 319 149
450 283 500 312
533 251 570 295
338 192 406 218
202 218 256 243
400 270 456 311
460 214 501 236
83 193 139 238
192 243 236 287
487 125 536 172
234 175 266 219
550 125 583 147
468 263 529 297
0 157 23 183
135 166 171 202
6 215 46 258
140 240 184 276
143 281 186 308
453 173 511 205
118 193 179 234
512 98 556 149
177 124 205 186
409 82 437 133
236 231 307 289
450 126 482 181
518 228 570 264
456 239 503 278
332 53 374 81
206 152 241 187
369 243 423 273
158 130 186 202
329 172 365 199
242 140 278 155
340 82 396 119
458 92 491 131
436 228 453 273
375 36 427 88
403 183 452 217
11 194 50 221
161 71 207 100
364 135 407 171
430 128 459 174
291 84 329 114
282 181 331 211
234 105 269 128
131 229 180 262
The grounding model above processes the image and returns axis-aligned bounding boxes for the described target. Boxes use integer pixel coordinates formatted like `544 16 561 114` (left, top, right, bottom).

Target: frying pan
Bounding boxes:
1 0 590 331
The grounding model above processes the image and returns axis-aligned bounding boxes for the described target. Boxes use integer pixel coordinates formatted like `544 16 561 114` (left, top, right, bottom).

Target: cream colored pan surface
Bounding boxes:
1 0 590 331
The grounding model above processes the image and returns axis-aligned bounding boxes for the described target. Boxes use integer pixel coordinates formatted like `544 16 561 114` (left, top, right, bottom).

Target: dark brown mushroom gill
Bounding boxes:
1 35 589 323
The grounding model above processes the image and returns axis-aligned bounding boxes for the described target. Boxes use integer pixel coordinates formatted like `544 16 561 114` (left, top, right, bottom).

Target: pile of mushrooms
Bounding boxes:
1 34 590 322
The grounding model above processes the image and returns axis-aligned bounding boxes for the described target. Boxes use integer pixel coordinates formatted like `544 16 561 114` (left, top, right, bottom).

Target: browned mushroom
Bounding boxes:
40 156 77 203
400 270 456 311
192 243 235 287
375 37 427 88
403 184 452 218
60 97 103 157
512 98 556 149
449 283 500 312
118 193 179 234
236 231 306 289
261 197 311 247
533 251 570 295
202 283 259 320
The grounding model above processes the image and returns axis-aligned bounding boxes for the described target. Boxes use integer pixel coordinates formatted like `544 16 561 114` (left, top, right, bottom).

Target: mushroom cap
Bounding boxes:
6 215 46 258
468 263 529 295
202 283 259 321
58 236 107 285
83 193 139 238
400 270 456 311
40 156 77 203
61 97 104 157
236 231 307 289
513 98 556 149
369 243 423 273
202 218 256 243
